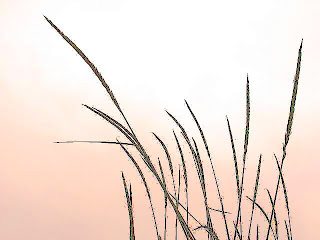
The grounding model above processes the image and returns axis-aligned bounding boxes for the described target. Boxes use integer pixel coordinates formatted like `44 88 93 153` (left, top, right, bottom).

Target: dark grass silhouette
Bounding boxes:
46 15 303 240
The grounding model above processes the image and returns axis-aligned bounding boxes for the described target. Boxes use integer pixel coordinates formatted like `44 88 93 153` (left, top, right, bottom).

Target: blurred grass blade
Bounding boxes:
208 207 231 215
121 172 135 240
247 154 262 240
266 39 303 240
284 220 290 240
233 221 241 240
256 225 259 240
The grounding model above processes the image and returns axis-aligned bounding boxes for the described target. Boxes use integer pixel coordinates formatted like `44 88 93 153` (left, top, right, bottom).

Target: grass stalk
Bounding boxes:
233 74 251 240
265 39 303 240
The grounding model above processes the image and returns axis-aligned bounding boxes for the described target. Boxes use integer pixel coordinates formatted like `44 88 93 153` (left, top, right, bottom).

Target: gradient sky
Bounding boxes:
1 0 319 239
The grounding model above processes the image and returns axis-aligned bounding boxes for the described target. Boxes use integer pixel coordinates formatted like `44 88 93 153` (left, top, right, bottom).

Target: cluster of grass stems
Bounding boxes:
46 15 303 240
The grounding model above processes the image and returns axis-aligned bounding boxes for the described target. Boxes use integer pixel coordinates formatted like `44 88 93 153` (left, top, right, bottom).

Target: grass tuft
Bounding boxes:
46 15 303 240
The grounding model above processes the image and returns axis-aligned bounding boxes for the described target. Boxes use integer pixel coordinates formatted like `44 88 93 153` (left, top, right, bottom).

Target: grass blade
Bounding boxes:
265 39 303 240
176 164 182 240
234 73 251 240
233 221 241 240
166 110 220 240
173 130 189 225
226 116 241 198
158 158 168 240
121 172 135 240
284 220 290 240
152 133 179 239
266 188 279 240
247 154 262 240
226 115 242 239
185 100 231 240
274 153 293 240
192 137 216 240
118 139 198 240
152 133 178 198
44 16 138 141
119 143 162 240
246 196 277 239
54 140 134 145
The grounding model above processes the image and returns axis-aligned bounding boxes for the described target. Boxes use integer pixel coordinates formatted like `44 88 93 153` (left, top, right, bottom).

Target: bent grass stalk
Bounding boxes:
46 15 303 240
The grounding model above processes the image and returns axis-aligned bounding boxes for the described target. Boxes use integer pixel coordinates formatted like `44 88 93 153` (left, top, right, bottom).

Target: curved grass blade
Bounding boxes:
247 154 262 240
233 73 251 240
185 100 231 240
225 115 242 240
166 110 219 240
266 39 303 240
158 158 168 240
46 16 197 240
44 16 138 142
192 137 216 240
226 116 240 197
119 144 161 240
121 172 135 240
152 133 179 239
173 130 189 225
82 104 157 173
245 196 277 239
274 153 293 240
82 105 137 145
152 133 178 198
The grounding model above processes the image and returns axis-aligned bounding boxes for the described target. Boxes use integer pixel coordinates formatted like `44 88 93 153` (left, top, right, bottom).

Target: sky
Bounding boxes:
0 0 319 239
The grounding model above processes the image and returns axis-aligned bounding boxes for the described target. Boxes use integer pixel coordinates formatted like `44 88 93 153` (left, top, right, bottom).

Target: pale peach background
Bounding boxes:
0 0 319 239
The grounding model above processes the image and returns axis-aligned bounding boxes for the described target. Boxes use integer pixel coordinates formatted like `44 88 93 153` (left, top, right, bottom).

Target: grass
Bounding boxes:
45 15 303 240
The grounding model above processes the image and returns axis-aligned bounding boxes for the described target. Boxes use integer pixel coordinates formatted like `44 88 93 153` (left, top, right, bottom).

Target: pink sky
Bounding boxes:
1 0 319 239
